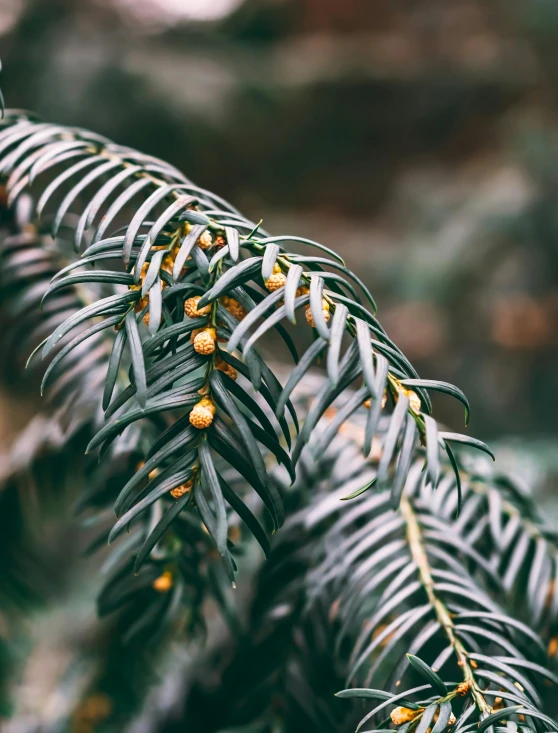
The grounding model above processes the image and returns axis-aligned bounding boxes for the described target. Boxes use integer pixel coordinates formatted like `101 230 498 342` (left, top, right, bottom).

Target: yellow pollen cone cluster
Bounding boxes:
189 397 216 428
305 299 330 327
184 295 211 318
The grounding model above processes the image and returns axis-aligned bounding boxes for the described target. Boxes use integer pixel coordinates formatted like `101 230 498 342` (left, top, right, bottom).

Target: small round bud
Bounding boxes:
265 272 287 292
390 707 421 726
295 285 309 297
305 301 330 328
197 230 213 250
193 328 216 355
221 296 247 321
153 570 173 593
217 360 238 380
189 398 216 429
272 263 282 274
184 296 211 318
407 389 421 415
170 479 193 499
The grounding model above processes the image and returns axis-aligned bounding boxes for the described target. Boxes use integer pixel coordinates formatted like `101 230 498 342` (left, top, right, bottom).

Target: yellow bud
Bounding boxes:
197 230 213 250
193 328 217 355
265 272 287 292
221 296 247 321
153 570 173 593
305 301 331 327
170 480 193 499
390 706 421 726
189 399 216 429
217 360 238 380
184 296 211 318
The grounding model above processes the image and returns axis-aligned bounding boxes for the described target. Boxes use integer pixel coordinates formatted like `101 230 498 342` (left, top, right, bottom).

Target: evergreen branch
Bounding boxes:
0 113 491 599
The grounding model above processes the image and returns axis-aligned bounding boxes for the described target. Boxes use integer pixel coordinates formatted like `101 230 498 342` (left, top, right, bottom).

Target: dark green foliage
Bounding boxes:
0 110 555 733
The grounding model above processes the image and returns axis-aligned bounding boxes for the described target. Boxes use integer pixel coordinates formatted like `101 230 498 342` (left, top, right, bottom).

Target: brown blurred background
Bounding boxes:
1 0 558 487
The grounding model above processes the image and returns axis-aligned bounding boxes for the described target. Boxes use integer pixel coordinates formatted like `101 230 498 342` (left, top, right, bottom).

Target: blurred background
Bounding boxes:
2 0 558 453
1 0 558 728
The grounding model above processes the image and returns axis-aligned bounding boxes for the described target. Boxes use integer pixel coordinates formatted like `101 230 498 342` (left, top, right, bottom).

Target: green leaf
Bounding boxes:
199 440 229 555
197 257 262 309
227 286 286 352
355 317 377 399
147 277 163 334
400 379 470 425
219 475 270 558
123 183 177 267
134 194 196 280
276 338 327 418
209 425 282 531
335 689 419 710
261 242 280 280
341 477 378 501
94 177 153 244
284 264 303 323
125 309 147 408
258 235 345 264
42 291 137 357
424 415 440 489
313 386 368 458
309 274 330 339
377 393 409 485
109 460 194 543
225 225 239 261
432 702 452 733
287 254 377 312
443 441 462 516
43 270 134 303
139 249 167 296
37 155 103 216
102 322 127 410
240 295 308 358
438 432 495 461
363 354 388 456
353 685 433 732
209 374 265 476
406 654 447 696
416 704 438 733
327 303 349 386
115 427 198 516
51 158 121 239
41 314 121 397
74 164 143 251
478 707 522 733
133 491 191 572
391 416 417 508
87 393 198 454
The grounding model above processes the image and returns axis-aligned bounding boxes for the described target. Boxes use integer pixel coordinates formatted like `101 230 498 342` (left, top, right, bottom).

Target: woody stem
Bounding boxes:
400 495 490 714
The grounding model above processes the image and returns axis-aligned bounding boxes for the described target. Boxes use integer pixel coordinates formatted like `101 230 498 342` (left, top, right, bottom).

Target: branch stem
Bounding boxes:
400 495 490 714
